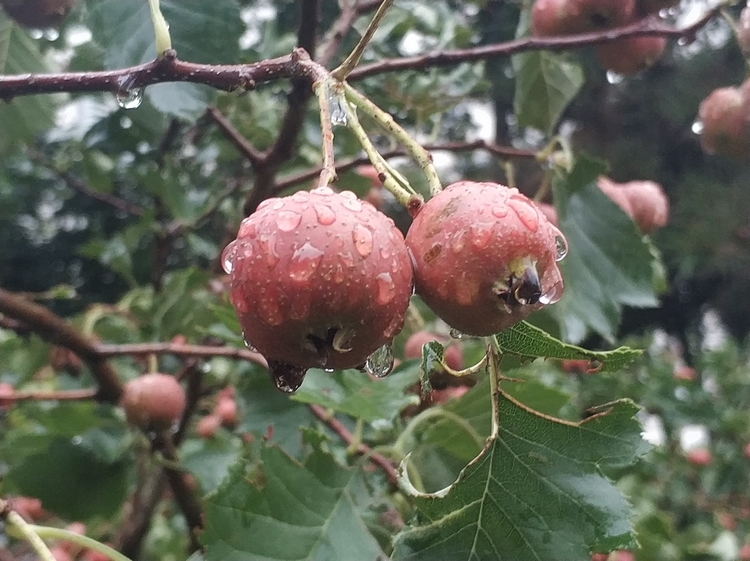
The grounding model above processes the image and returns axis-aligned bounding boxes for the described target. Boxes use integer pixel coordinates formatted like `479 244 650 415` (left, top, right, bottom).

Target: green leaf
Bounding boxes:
291 363 420 423
494 322 642 372
201 446 385 561
393 395 650 561
0 14 56 153
181 434 244 494
552 177 661 343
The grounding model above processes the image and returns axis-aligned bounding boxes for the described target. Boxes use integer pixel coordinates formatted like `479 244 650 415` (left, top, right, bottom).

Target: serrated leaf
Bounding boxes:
494 321 641 372
0 14 56 153
181 434 243 494
393 394 650 561
201 446 385 561
291 363 420 423
552 177 661 343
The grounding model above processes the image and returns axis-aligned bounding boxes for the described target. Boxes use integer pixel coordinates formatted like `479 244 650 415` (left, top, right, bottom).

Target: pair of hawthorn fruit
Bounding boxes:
223 181 568 392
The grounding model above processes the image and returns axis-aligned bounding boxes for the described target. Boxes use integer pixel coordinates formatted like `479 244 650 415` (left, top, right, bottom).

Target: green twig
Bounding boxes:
146 0 172 57
341 94 416 206
441 355 487 378
31 526 132 561
332 0 396 81
3 509 56 561
394 407 485 457
313 80 339 189
486 343 501 439
344 83 443 196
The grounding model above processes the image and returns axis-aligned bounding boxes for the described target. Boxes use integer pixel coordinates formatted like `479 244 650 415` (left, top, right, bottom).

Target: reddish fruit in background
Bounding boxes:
61 522 87 555
697 86 750 160
49 346 82 376
717 511 737 531
81 550 112 561
0 0 76 28
196 414 222 438
356 165 383 187
430 386 469 404
0 382 14 407
686 448 712 466
673 365 696 381
224 187 413 392
50 546 73 561
625 180 669 233
561 359 593 373
406 181 567 336
120 373 186 431
595 36 667 76
597 177 634 218
637 0 680 16
740 543 750 561
612 552 635 561
216 396 239 426
591 554 609 561
531 0 635 36
743 442 750 459
11 496 45 521
403 330 463 371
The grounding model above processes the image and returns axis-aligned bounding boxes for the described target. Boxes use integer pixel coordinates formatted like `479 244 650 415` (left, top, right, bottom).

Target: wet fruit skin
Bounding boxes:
406 181 566 337
698 86 750 160
595 35 667 76
531 0 635 37
226 187 413 374
120 373 186 431
0 0 76 28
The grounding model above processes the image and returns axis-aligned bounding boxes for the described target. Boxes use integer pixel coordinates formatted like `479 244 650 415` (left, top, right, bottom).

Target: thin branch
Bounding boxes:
348 7 724 80
272 139 537 192
0 289 123 403
317 0 383 67
205 107 265 168
332 0 394 80
2 388 97 402
116 472 168 559
95 342 268 369
308 404 398 486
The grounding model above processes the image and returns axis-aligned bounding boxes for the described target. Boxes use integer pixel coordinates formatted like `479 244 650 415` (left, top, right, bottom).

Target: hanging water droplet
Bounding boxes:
314 204 336 225
508 197 539 232
221 240 237 274
449 328 464 340
242 336 257 352
71 435 83 445
289 242 325 282
267 360 307 393
329 91 348 126
352 223 373 258
554 233 568 262
606 71 624 85
539 282 564 305
324 368 335 373
276 210 302 232
691 120 704 135
365 343 394 378
116 87 144 109
376 272 396 304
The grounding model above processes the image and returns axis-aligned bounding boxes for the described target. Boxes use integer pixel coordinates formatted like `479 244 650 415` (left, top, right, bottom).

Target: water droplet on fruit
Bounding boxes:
343 197 362 212
314 204 336 225
365 343 394 378
340 190 357 200
508 197 539 232
691 120 704 135
259 233 279 267
116 87 144 109
352 224 373 258
221 241 237 274
449 328 464 340
332 263 346 283
292 191 310 202
272 201 284 211
606 70 624 84
470 222 493 249
312 186 334 196
238 218 257 238
553 232 568 261
267 360 307 393
276 210 302 232
289 242 325 282
492 205 508 218
539 281 564 305
451 230 467 253
376 272 396 304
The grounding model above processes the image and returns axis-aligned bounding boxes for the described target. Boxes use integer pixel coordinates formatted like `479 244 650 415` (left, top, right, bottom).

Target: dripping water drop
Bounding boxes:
606 71 624 85
365 343 394 378
329 91 349 126
554 234 568 262
449 328 464 340
691 120 704 135
221 240 237 274
116 87 144 109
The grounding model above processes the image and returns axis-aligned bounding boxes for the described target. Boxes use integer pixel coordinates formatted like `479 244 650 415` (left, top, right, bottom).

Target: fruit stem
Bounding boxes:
442 355 487 378
28 525 132 561
331 0 395 81
313 79 339 189
146 0 172 58
2 505 56 561
344 83 443 196
486 343 501 439
393 407 485 458
340 93 416 206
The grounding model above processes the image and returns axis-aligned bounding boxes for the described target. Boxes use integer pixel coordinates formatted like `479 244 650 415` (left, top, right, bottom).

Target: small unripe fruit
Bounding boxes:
430 386 469 404
81 550 112 561
50 546 73 561
196 414 221 438
597 176 634 218
561 359 593 374
591 554 609 561
740 543 750 561
673 365 696 381
612 552 635 561
403 330 463 371
595 36 667 76
531 0 635 37
0 382 14 407
215 396 239 426
11 496 45 521
697 86 750 160
686 448 712 466
717 511 736 531
623 180 669 233
1 0 76 28
406 182 566 336
120 373 186 431
225 187 413 391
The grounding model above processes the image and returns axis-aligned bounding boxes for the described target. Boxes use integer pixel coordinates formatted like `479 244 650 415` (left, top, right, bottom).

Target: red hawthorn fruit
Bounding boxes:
612 552 635 561
536 202 558 227
561 359 593 374
698 86 750 160
120 373 186 431
403 330 463 371
196 414 222 438
81 549 112 561
717 511 737 531
595 35 667 76
591 554 609 561
356 165 383 187
50 545 73 561
637 0 680 16
430 386 469 404
10 496 45 521
406 181 567 336
61 522 87 555
673 365 696 381
224 187 413 391
739 7 750 59
740 543 750 561
686 448 712 466
215 396 239 426
623 180 669 233
743 442 750 459
531 0 635 37
0 0 76 28
0 382 14 407
597 176 635 218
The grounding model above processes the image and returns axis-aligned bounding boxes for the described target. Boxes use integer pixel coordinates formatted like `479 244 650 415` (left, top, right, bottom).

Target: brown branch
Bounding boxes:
115 471 168 559
0 289 123 403
348 7 723 80
309 403 398 487
95 342 268 369
0 48 323 100
205 107 265 168
2 388 97 402
273 139 537 192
